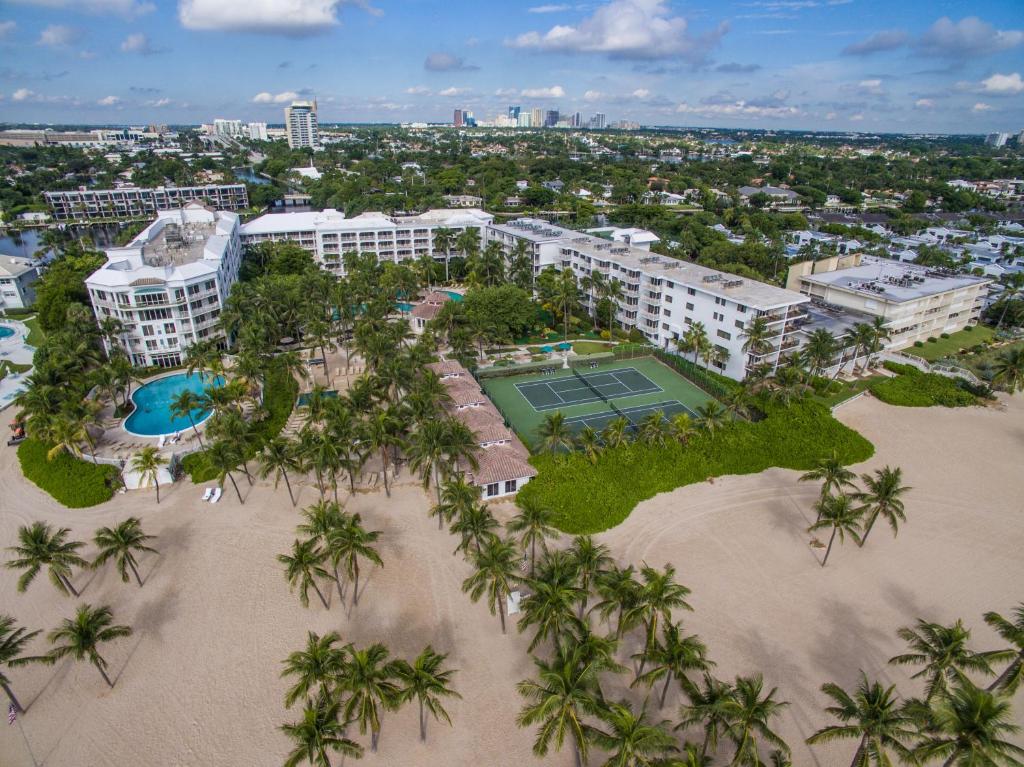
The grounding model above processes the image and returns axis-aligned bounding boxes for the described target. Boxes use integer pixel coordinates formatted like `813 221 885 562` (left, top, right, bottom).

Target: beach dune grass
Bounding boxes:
17 438 120 508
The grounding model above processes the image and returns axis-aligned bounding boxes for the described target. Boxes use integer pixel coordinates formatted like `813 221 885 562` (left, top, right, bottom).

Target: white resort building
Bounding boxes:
85 203 243 368
45 185 249 222
0 255 40 310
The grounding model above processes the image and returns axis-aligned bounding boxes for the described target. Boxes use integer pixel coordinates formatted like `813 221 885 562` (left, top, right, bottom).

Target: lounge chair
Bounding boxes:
157 435 165 448
202 487 213 501
209 487 222 503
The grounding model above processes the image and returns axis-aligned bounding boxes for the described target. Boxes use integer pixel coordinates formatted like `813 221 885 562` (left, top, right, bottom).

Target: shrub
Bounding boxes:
600 329 611 340
914 341 925 348
940 333 950 339
17 439 120 508
964 325 974 332
871 363 978 408
927 337 938 343
518 401 874 534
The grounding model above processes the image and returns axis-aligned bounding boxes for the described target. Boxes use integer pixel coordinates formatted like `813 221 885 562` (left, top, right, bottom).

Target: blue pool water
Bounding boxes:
397 302 413 312
124 372 225 436
0 326 14 339
443 291 464 302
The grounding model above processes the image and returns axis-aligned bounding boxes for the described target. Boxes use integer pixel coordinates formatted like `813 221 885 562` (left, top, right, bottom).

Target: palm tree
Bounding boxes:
432 226 455 283
592 699 678 767
890 619 1008 702
6 521 88 597
552 268 581 340
569 535 612 618
806 673 916 767
298 500 349 599
395 645 461 742
575 425 603 464
516 647 604 767
339 642 401 752
740 316 775 361
281 690 363 767
593 564 642 640
407 418 478 503
723 674 791 767
329 513 382 607
169 389 207 447
805 328 838 377
602 416 632 449
992 347 1024 394
995 273 1024 329
259 437 301 507
984 604 1024 694
637 410 669 447
681 323 711 367
634 621 714 709
92 518 157 587
538 411 575 455
205 439 246 504
912 680 1024 767
463 536 519 634
507 495 559 576
363 406 403 497
678 674 736 760
131 446 168 504
800 450 857 502
605 278 625 331
430 475 478 532
854 466 910 546
628 564 693 676
671 412 697 445
451 502 499 558
519 551 585 652
808 494 863 567
0 615 47 713
47 604 132 688
281 631 349 709
695 401 728 435
279 539 331 609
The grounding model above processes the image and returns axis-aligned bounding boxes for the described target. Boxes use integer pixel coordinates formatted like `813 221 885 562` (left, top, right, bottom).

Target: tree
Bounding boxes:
634 621 714 709
671 413 697 445
808 494 863 567
800 450 857 502
6 521 88 597
47 604 132 688
995 273 1024 330
92 518 157 587
131 446 168 504
805 674 916 767
394 645 461 742
451 502 499 558
912 681 1024 767
0 615 47 714
552 268 581 340
463 536 519 634
992 347 1024 394
519 550 584 653
507 495 559 576
281 631 349 709
431 476 478 532
258 436 301 507
983 604 1024 694
407 417 478 503
281 690 363 767
740 316 774 360
279 539 331 610
678 674 736 760
602 416 632 449
432 226 455 282
593 564 642 640
723 674 791 766
363 406 403 497
627 564 693 676
890 619 1008 702
591 699 678 767
568 535 612 618
169 389 207 448
695 401 728 435
329 513 383 607
205 439 246 504
339 643 401 752
681 323 710 367
854 466 910 546
575 425 603 464
804 328 838 377
538 411 575 455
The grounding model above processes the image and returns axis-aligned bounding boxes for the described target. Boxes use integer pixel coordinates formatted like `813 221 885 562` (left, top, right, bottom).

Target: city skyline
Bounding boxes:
0 0 1022 133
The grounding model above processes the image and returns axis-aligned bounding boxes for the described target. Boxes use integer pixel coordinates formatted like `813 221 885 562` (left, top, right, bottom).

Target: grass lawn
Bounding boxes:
572 340 617 355
23 315 45 347
905 326 995 362
812 375 885 409
17 439 120 508
958 338 1024 379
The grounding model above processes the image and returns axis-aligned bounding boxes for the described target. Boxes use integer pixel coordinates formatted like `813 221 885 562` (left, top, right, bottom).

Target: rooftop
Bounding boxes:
800 256 991 303
0 255 37 278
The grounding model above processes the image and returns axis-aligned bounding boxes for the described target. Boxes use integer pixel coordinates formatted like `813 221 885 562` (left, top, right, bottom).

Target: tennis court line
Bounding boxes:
512 366 665 412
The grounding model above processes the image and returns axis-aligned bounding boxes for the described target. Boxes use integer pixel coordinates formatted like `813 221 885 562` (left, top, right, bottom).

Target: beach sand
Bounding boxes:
0 393 1022 766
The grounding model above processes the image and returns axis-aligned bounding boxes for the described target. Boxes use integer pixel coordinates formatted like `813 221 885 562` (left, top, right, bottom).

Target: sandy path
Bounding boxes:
0 394 1022 766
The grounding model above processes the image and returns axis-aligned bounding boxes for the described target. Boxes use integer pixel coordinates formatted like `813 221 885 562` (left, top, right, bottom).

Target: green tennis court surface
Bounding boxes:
480 355 718 450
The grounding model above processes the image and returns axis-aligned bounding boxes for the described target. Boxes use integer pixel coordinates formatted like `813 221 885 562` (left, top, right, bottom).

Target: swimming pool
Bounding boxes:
0 326 14 339
124 372 225 437
443 291 464 302
396 302 413 312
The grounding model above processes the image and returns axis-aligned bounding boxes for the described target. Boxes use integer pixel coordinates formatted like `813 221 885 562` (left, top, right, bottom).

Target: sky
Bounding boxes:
0 0 1022 134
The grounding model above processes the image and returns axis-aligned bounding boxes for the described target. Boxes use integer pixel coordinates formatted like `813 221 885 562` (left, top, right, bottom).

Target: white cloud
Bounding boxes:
438 86 471 97
97 95 120 106
528 3 570 11
0 21 16 39
9 0 154 17
914 98 934 108
980 72 1024 95
849 112 864 121
404 86 431 95
12 88 35 102
631 88 651 99
918 16 1023 58
521 85 566 99
179 0 379 36
583 89 604 101
252 90 300 103
146 97 172 107
842 28 907 55
424 52 479 71
972 102 993 112
507 0 727 63
120 32 164 54
37 24 80 46
675 100 801 119
494 88 520 98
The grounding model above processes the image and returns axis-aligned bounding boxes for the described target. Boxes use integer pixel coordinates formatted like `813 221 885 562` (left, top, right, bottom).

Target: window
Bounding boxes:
663 309 671 317
735 320 745 329
687 287 695 296
504 480 517 494
715 297 725 306
486 483 499 498
662 322 670 331
737 304 747 314
685 302 694 311
163 323 176 334
142 325 154 337
666 280 675 289
717 330 731 340
665 295 673 303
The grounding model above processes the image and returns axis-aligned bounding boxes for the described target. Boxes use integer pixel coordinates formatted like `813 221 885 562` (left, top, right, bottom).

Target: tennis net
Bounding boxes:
571 367 636 431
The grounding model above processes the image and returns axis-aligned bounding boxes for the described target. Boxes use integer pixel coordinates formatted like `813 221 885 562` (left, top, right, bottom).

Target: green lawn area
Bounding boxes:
812 375 885 409
23 315 45 348
904 326 995 362
572 340 617 355
0 360 32 381
17 439 120 508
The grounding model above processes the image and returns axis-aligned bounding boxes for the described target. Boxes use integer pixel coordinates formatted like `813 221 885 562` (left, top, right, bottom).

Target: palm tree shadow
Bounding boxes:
111 634 146 687
763 492 823 567
131 590 179 642
24 656 73 712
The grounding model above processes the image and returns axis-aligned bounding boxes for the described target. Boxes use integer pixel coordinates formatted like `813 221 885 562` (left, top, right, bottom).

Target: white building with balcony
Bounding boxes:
0 255 40 310
85 204 242 368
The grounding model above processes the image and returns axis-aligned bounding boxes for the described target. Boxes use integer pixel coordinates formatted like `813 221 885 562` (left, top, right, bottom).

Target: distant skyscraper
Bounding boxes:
453 109 464 127
531 108 543 128
508 105 521 121
213 118 243 137
985 132 1009 147
463 110 476 127
517 112 533 128
247 122 268 141
544 110 559 128
590 112 607 130
285 100 319 149
571 112 582 128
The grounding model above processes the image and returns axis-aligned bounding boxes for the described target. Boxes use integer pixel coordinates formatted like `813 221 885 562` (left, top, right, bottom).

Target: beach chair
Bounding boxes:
157 435 165 448
202 487 213 501
507 591 523 616
209 487 222 504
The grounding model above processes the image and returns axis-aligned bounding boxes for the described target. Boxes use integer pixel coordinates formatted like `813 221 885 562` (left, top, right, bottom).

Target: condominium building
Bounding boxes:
787 254 991 348
247 122 269 141
213 119 244 138
285 100 319 149
485 219 809 380
45 185 249 222
0 255 40 310
239 208 493 275
85 204 243 368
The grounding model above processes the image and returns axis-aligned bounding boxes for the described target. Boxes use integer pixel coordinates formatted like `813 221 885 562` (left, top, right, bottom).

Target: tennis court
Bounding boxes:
563 400 696 433
514 366 662 411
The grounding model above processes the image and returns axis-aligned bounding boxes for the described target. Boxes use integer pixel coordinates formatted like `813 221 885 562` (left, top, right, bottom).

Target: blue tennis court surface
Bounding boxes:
514 366 662 412
562 400 697 433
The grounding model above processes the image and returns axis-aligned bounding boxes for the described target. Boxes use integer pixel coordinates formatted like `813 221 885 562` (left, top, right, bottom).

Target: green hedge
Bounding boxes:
181 362 298 483
869 363 978 408
17 439 120 508
518 401 874 534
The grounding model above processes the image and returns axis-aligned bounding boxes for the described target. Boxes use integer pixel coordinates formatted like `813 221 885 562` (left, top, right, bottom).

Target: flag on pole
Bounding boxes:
7 703 15 725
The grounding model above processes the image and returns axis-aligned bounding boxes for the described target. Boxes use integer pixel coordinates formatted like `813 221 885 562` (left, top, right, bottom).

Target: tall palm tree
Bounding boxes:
279 539 331 609
430 475 478 532
516 647 604 767
329 513 383 607
507 495 559 576
740 316 775 361
6 521 88 597
205 439 246 504
723 674 791 767
992 347 1024 394
890 619 1008 702
432 226 455 283
259 437 301 507
363 406 403 497
131 446 168 504
451 502 499 558
604 278 625 332
800 450 857 502
804 328 838 378
47 604 132 688
983 604 1024 694
394 645 461 742
281 690 363 767
912 680 1024 767
634 621 714 709
671 412 697 445
339 643 401 752
92 518 157 587
593 564 642 640
995 273 1024 329
806 673 916 767
677 674 736 760
552 268 581 341
0 615 47 713
538 411 575 455
592 699 678 767
575 425 604 464
637 410 669 446
628 564 693 676
281 631 349 709
695 401 728 435
407 418 478 503
519 550 584 652
602 416 632 449
169 389 207 447
569 535 612 618
854 466 910 546
808 494 863 567
681 323 710 367
463 536 519 633
298 500 349 599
